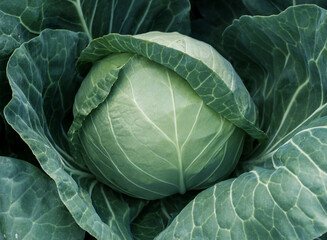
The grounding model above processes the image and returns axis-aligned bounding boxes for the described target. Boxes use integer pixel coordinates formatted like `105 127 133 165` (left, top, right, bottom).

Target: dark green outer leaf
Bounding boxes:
0 11 37 160
0 0 191 160
0 0 191 40
0 0 191 114
0 0 191 108
0 8 34 108
191 0 250 56
223 5 327 161
76 32 266 140
190 1 327 58
0 12 35 159
131 191 197 240
0 10 35 58
242 0 327 15
4 30 88 155
155 5 327 239
0 10 35 113
156 117 327 240
4 29 146 240
0 157 84 240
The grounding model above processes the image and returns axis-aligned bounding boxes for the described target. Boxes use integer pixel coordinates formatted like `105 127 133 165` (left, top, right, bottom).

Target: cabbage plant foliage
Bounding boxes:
1 1 327 240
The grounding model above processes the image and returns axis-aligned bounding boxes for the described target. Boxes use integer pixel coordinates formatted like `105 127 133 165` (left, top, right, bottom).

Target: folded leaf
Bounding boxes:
4 29 146 239
156 117 327 240
223 5 327 161
76 32 266 140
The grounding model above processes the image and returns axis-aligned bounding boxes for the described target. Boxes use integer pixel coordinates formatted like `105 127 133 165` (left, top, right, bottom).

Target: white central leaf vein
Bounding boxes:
167 71 186 193
70 0 92 40
134 0 153 34
229 179 247 237
124 74 176 145
212 185 220 236
106 101 178 187
263 77 311 152
119 0 135 33
261 103 327 157
88 0 98 36
108 0 116 33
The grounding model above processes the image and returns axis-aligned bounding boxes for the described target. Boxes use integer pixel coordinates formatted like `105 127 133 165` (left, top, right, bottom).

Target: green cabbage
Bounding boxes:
72 52 245 199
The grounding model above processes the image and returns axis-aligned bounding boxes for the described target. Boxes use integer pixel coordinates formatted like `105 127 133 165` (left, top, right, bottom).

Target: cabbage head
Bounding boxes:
68 32 265 200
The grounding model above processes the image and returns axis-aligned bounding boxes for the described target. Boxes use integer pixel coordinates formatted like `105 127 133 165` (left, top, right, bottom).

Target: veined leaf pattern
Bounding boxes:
156 117 327 240
0 0 190 40
223 5 327 161
0 157 85 240
156 5 327 240
4 29 146 239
